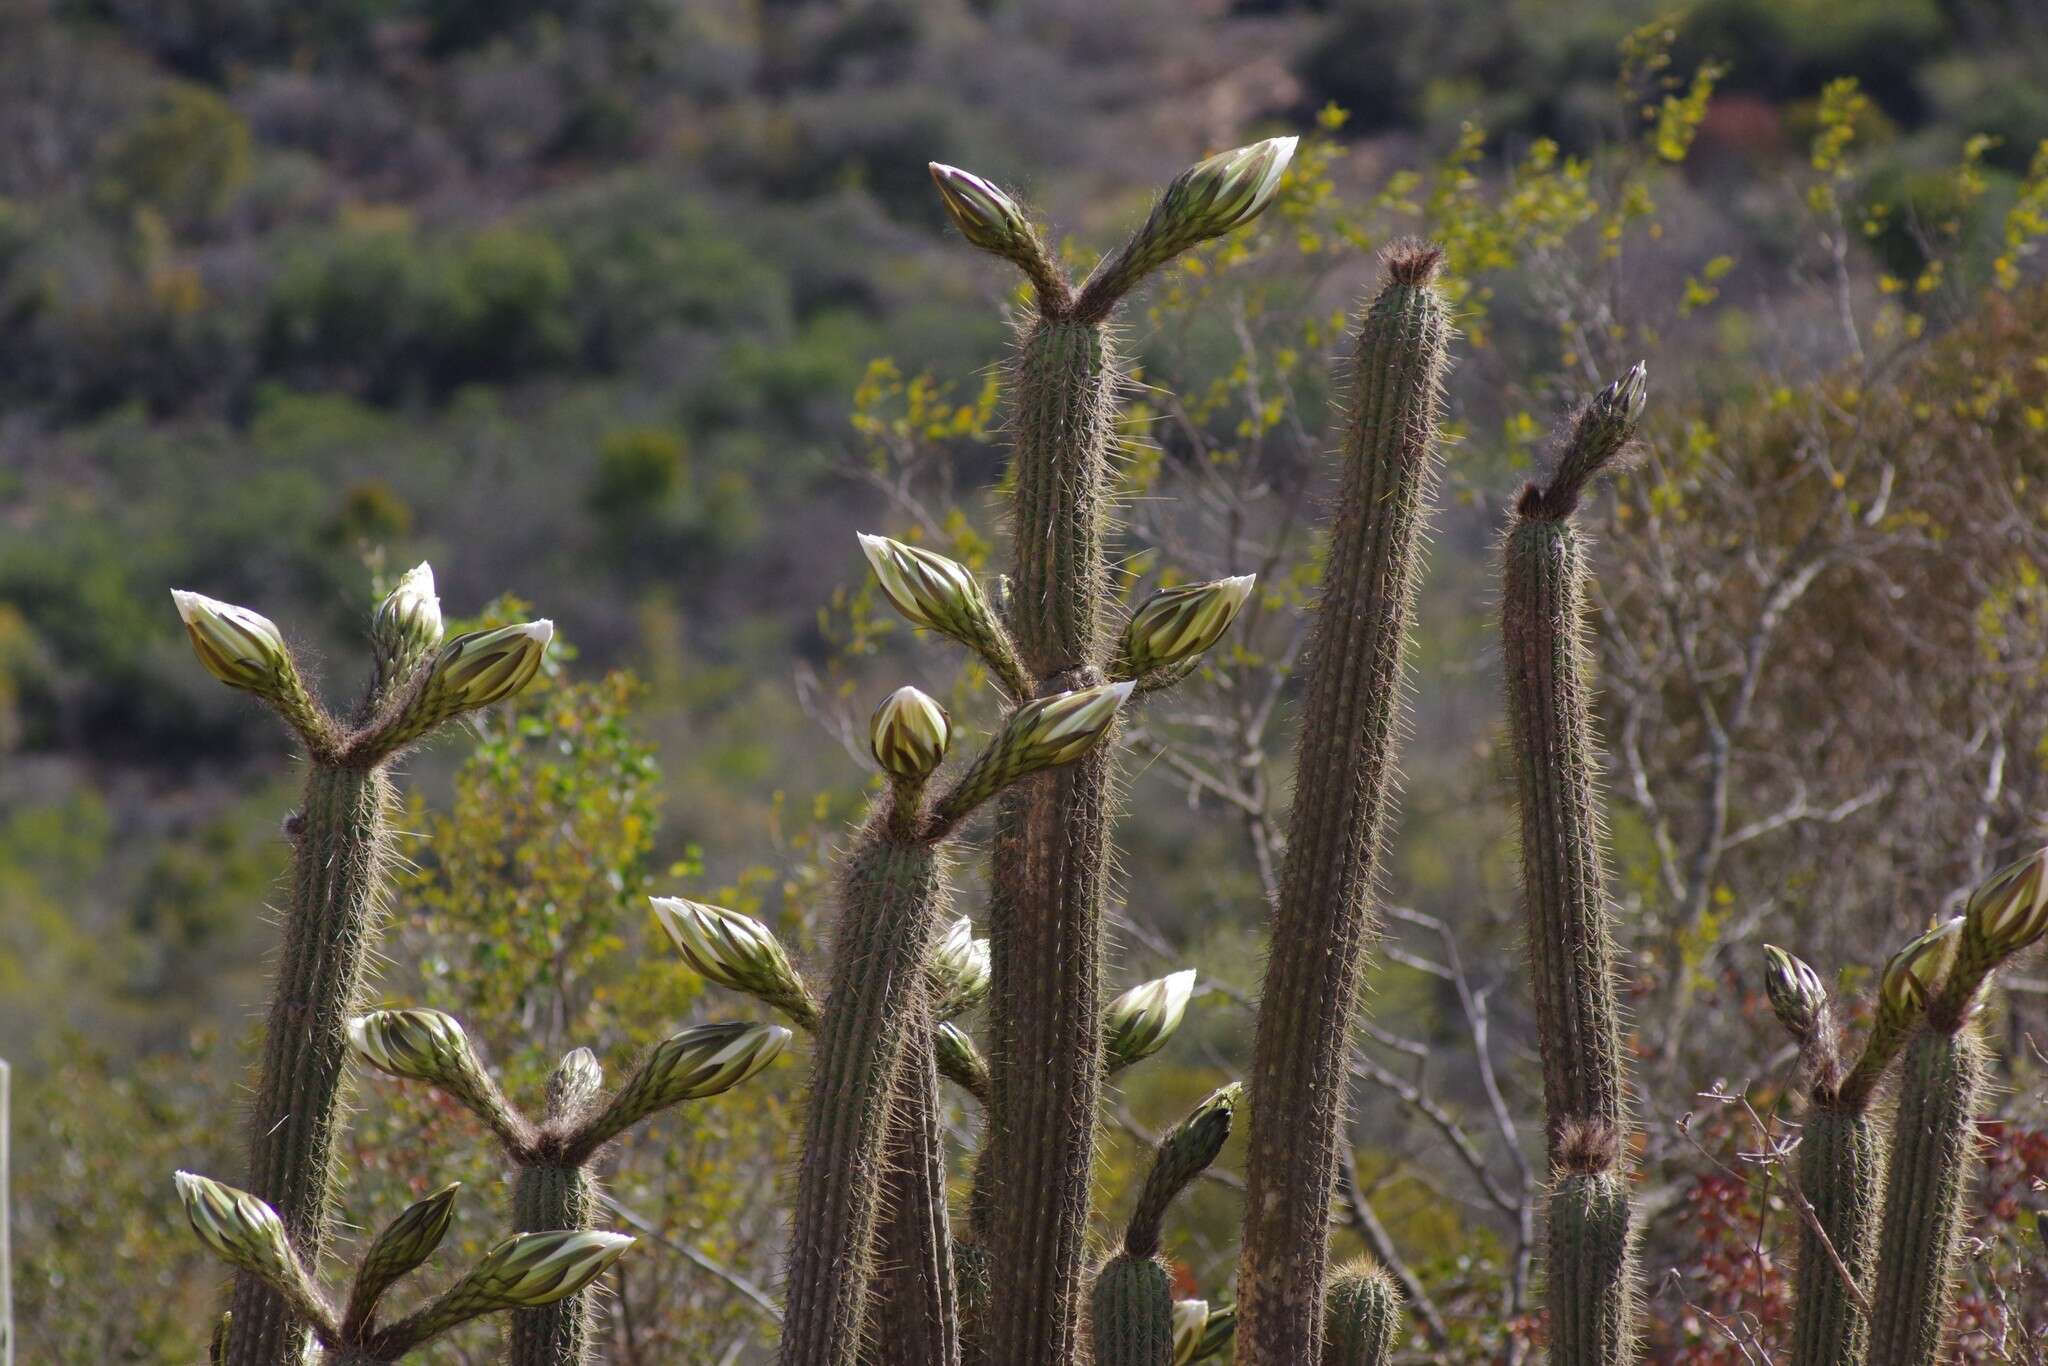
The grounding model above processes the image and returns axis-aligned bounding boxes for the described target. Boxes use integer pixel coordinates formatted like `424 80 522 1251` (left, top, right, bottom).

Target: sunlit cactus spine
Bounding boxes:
1322 1262 1401 1366
1498 363 1647 1366
1235 244 1451 1362
929 138 1289 1363
170 572 551 1366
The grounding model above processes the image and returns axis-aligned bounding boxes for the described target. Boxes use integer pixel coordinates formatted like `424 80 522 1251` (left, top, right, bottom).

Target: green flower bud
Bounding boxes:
934 1020 991 1099
1171 1299 1211 1365
345 1183 460 1334
1191 1302 1236 1360
1104 968 1197 1071
650 896 812 1019
858 533 1012 659
1964 846 2048 961
546 1047 604 1122
372 562 444 670
871 685 953 782
576 1022 790 1153
387 1230 635 1347
1761 944 1828 1041
1119 574 1256 677
171 591 293 695
1596 360 1648 428
929 163 1035 260
375 619 551 750
174 1171 301 1287
1080 138 1297 316
929 916 991 1021
936 680 1135 822
1126 1083 1238 1256
1880 917 1964 1020
348 1008 481 1088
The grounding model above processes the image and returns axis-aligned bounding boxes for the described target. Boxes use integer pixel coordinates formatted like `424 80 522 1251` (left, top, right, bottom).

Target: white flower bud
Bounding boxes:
1761 944 1827 1041
1172 1298 1211 1365
1880 917 1964 1019
650 896 811 1016
1964 846 2048 961
174 1171 299 1286
1104 968 1197 1070
871 685 953 782
373 562 444 666
929 916 991 1020
1120 575 1256 677
577 1022 790 1151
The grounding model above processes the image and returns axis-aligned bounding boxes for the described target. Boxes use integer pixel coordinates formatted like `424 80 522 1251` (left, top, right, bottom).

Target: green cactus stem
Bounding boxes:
868 1009 962 1366
1787 1098 1884 1366
1322 1262 1401 1366
1234 245 1451 1363
779 813 950 1366
1866 1019 1989 1366
1089 1254 1174 1366
509 1051 605 1366
1544 1122 1638 1366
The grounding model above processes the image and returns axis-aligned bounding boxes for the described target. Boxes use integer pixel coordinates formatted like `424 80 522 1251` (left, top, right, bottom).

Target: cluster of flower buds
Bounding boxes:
929 916 992 1020
1760 944 1829 1042
1879 917 1964 1020
650 896 814 1022
371 562 445 677
937 680 1134 822
871 685 953 783
1962 846 2048 963
859 533 1020 684
1172 1298 1212 1364
1083 138 1297 311
1118 575 1256 680
1103 968 1197 1071
578 1021 790 1152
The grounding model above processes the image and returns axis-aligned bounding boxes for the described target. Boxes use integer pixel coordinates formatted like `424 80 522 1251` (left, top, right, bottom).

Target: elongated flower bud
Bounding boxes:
574 1022 789 1154
174 1171 301 1287
871 685 952 782
345 1183 459 1334
409 620 551 730
1172 1299 1211 1364
1880 917 1964 1020
372 562 443 673
650 896 813 1020
1192 1303 1236 1360
936 680 1134 823
1534 362 1648 519
930 916 992 1020
930 164 1034 260
386 1230 635 1348
546 1046 604 1121
171 589 327 743
858 533 1018 675
934 1019 991 1099
1762 944 1828 1042
346 1008 521 1144
1963 846 2048 962
1119 575 1255 678
1126 1082 1237 1257
1104 969 1197 1072
1078 138 1297 319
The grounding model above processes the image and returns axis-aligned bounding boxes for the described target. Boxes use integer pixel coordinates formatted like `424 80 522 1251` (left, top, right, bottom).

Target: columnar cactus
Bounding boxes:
928 143 1287 1364
1498 365 1647 1365
171 573 551 1366
1322 1262 1401 1366
1234 245 1451 1362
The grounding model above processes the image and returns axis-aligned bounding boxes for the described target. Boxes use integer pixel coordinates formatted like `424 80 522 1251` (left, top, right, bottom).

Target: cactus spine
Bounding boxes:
1234 246 1451 1362
1090 1254 1175 1366
1500 365 1646 1364
1321 1263 1400 1366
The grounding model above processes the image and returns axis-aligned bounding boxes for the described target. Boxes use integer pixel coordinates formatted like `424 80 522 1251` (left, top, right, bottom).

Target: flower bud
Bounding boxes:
171 590 294 694
1171 1299 1211 1365
929 916 991 1021
1597 361 1649 427
375 619 552 750
1104 968 1197 1071
1086 138 1297 310
1964 846 2048 962
1119 575 1255 677
174 1171 300 1286
578 1022 790 1151
545 1047 604 1122
348 1008 482 1089
1191 1303 1236 1360
398 1230 636 1342
1880 917 1964 1019
372 562 444 668
937 680 1135 821
929 164 1036 260
1761 944 1828 1042
858 533 1012 661
871 685 953 782
650 896 812 1019
1127 1083 1238 1255
934 1020 990 1098
347 1183 460 1330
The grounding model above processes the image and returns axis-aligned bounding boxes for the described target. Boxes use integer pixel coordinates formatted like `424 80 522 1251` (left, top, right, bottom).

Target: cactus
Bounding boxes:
1498 364 1647 1364
1091 1254 1176 1366
170 575 551 1366
1234 245 1451 1360
1322 1262 1401 1366
928 142 1291 1364
870 1008 962 1366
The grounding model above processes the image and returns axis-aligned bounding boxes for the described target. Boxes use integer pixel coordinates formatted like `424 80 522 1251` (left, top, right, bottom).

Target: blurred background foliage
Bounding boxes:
3 0 2047 1359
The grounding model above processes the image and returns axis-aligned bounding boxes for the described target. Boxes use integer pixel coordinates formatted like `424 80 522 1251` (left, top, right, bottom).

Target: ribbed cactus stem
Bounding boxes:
977 311 1119 1364
1866 1021 1988 1366
1089 1254 1174 1366
1787 1097 1883 1366
226 761 394 1366
1235 246 1450 1363
1545 1124 1637 1366
780 815 949 1366
1322 1263 1401 1366
509 1164 600 1365
869 1009 961 1366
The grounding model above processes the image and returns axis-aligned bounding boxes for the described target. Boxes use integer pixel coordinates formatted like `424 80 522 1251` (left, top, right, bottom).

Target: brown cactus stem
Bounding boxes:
1500 366 1645 1366
867 1009 962 1366
975 310 1120 1365
779 802 950 1366
225 759 394 1366
1787 1093 1883 1366
1233 246 1450 1364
